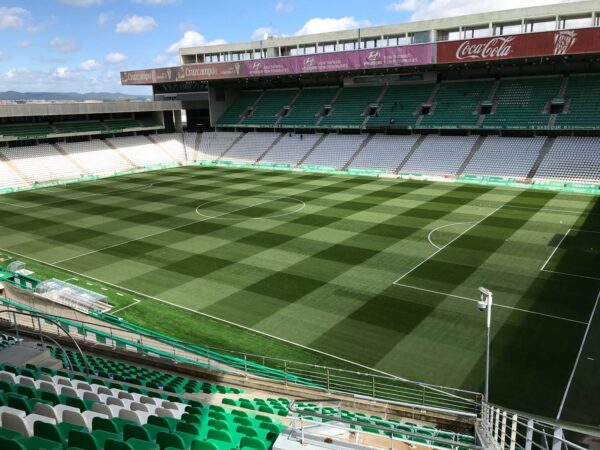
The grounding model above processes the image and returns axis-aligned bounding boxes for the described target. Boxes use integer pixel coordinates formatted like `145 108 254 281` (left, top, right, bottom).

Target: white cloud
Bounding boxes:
49 37 80 53
0 52 9 62
115 15 157 34
275 0 293 12
166 31 226 54
251 27 276 40
0 7 30 30
58 0 102 6
80 59 100 70
53 67 70 78
105 52 127 64
388 0 579 21
15 40 31 48
98 12 109 26
295 17 371 36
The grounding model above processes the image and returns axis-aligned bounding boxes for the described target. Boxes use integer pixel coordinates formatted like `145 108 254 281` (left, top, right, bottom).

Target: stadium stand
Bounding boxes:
242 90 299 127
0 123 54 139
0 144 82 183
148 134 189 163
221 132 280 163
401 135 478 176
553 73 600 129
259 133 321 166
104 136 176 168
279 88 338 128
54 121 105 135
0 159 30 190
462 136 547 179
420 80 494 128
534 136 600 183
216 91 264 127
349 134 420 172
301 134 367 169
198 131 242 161
482 76 561 129
61 140 135 176
319 86 383 128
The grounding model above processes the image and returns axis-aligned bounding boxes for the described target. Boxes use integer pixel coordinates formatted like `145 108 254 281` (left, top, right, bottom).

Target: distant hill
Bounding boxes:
0 91 151 102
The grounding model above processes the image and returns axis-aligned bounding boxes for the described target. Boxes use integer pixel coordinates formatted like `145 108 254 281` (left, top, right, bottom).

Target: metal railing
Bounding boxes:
479 403 597 450
0 295 481 414
288 398 481 450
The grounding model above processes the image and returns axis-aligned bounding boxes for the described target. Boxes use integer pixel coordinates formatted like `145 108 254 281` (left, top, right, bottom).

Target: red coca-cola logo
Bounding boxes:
455 36 516 60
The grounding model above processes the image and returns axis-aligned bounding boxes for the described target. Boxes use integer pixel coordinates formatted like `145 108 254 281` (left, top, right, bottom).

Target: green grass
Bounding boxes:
0 165 598 425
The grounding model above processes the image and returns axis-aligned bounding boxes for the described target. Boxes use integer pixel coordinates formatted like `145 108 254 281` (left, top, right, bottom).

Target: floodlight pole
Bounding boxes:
478 287 493 402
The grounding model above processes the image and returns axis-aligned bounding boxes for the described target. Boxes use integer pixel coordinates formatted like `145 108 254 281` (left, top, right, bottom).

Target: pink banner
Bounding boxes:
121 44 433 85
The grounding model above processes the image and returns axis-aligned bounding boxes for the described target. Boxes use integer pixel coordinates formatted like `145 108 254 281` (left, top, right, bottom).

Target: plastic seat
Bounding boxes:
191 441 219 450
127 438 160 450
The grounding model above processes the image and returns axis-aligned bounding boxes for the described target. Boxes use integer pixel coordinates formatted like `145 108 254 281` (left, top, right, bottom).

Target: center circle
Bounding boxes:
195 195 305 221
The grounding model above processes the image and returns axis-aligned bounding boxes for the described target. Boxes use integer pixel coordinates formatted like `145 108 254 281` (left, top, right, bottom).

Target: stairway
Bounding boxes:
217 132 246 162
0 151 33 185
342 134 373 170
296 134 327 167
102 139 137 169
476 80 500 126
362 85 389 128
145 135 178 163
415 83 440 127
316 88 343 127
526 137 554 180
395 134 427 174
456 135 486 176
274 90 303 127
52 143 91 176
0 344 63 371
239 91 266 125
548 76 570 128
254 133 285 165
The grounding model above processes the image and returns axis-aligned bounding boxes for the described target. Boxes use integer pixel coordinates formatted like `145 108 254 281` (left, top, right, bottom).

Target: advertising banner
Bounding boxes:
121 44 433 85
437 27 600 63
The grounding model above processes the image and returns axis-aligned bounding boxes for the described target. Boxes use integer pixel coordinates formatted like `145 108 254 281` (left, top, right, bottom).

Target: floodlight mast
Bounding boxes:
478 287 493 402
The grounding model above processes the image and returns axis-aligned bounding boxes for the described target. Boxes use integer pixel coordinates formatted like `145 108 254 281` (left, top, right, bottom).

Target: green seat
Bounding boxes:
240 437 267 450
24 436 62 450
191 441 219 450
68 430 102 450
156 432 184 450
93 417 119 434
221 399 236 407
175 422 200 436
0 427 25 441
34 422 67 446
0 436 25 450
236 426 258 438
127 438 160 450
105 439 133 450
207 429 232 444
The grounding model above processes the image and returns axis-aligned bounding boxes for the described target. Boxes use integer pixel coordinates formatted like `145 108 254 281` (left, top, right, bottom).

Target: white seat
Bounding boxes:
117 391 134 401
156 407 183 419
34 403 60 422
139 395 157 406
119 409 149 425
60 386 80 398
53 404 80 421
106 397 125 408
83 391 101 403
0 406 27 422
1 412 31 438
0 371 17 384
91 403 123 419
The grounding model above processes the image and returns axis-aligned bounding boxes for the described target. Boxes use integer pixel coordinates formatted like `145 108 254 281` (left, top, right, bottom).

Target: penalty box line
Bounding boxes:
394 204 504 284
540 228 600 281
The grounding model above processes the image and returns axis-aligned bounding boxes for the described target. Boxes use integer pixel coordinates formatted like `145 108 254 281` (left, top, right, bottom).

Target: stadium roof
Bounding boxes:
179 0 600 63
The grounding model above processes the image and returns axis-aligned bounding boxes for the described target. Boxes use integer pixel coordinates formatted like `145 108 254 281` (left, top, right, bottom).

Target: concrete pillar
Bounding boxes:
173 110 183 132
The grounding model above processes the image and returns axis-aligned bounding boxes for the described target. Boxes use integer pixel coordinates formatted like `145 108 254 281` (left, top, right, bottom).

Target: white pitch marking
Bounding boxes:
111 299 141 314
393 282 587 325
0 182 159 210
541 269 600 282
540 229 571 272
427 222 477 250
51 196 300 265
394 205 504 284
195 196 306 221
0 246 480 406
556 289 600 420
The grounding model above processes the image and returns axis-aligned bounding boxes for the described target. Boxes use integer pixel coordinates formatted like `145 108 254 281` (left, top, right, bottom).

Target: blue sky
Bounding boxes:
0 0 576 94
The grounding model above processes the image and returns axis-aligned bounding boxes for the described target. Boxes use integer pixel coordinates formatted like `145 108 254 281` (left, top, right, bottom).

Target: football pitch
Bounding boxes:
0 166 598 424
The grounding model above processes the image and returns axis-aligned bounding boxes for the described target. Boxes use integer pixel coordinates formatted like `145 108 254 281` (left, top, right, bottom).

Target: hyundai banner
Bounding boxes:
121 43 433 85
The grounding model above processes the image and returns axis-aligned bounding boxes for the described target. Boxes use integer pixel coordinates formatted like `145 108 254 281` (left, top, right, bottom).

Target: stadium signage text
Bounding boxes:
455 37 515 60
121 27 600 85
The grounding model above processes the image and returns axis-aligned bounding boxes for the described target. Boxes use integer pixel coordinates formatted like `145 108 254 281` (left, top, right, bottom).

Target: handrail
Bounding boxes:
288 398 482 450
0 308 91 375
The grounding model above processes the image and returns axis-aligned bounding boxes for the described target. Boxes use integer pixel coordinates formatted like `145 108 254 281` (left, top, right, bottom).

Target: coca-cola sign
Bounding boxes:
438 27 600 64
455 36 515 60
